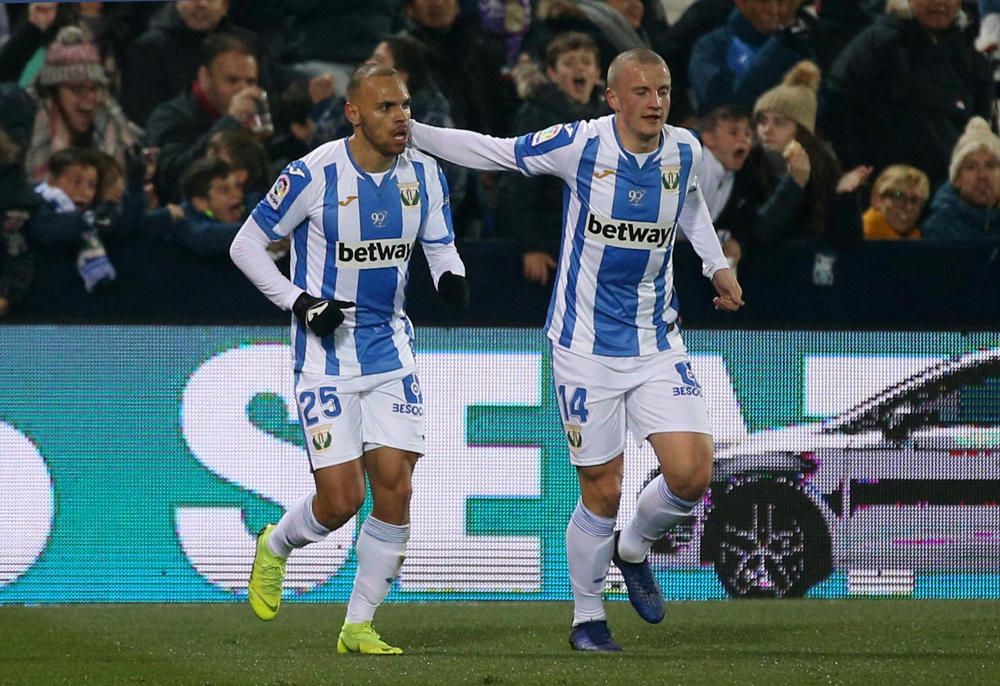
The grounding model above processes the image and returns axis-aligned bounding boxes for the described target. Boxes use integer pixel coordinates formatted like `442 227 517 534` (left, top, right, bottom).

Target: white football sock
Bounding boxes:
345 516 409 624
566 500 616 626
617 475 699 564
267 492 331 558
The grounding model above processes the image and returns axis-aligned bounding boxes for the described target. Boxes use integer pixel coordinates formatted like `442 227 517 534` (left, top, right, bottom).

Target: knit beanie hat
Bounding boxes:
37 26 108 88
753 61 820 134
948 116 1000 182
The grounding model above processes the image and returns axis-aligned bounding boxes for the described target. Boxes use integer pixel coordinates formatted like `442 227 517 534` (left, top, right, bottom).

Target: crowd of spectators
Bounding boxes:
1 0 999 319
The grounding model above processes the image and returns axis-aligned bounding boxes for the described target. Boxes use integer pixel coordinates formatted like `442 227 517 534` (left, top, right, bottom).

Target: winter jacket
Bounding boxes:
146 89 243 204
823 14 993 190
922 182 1000 240
120 5 265 126
689 9 814 115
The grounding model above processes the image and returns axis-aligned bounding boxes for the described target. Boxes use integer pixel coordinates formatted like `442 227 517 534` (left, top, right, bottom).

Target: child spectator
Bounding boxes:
148 157 244 258
206 128 269 205
863 164 929 240
497 31 609 286
698 104 806 272
923 117 1000 241
30 147 116 292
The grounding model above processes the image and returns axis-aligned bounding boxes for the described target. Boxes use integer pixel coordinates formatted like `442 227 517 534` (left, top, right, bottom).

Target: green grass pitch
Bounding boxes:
2 601 998 685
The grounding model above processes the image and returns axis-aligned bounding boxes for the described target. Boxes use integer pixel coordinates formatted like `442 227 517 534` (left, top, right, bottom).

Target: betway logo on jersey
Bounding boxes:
585 213 675 250
336 239 414 268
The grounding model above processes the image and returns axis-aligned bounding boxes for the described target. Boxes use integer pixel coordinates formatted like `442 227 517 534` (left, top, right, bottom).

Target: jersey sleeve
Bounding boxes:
249 159 317 240
677 134 729 279
418 161 465 284
512 120 585 179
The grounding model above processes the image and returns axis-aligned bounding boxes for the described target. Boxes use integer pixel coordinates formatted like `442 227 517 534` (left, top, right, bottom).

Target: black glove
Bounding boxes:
437 271 470 309
292 292 355 337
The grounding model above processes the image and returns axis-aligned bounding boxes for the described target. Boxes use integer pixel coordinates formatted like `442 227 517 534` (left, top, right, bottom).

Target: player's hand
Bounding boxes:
523 251 556 285
292 292 355 337
711 268 744 312
437 272 470 309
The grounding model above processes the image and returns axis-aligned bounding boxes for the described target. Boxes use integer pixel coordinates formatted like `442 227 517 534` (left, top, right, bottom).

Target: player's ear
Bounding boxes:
344 100 360 127
605 87 618 112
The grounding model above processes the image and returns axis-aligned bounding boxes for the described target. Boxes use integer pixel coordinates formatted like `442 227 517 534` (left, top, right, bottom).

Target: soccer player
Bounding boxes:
230 62 469 655
408 48 743 651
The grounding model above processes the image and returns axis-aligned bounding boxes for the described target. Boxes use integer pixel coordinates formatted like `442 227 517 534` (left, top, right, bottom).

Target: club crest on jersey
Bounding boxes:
660 165 681 192
309 425 332 452
399 182 420 208
565 424 583 452
266 175 290 209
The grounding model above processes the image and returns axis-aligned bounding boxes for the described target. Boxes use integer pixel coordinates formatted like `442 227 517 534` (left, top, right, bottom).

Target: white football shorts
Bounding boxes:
294 368 426 471
550 337 712 467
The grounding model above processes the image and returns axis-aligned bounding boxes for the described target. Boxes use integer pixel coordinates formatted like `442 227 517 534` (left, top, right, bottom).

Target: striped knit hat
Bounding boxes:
37 27 108 88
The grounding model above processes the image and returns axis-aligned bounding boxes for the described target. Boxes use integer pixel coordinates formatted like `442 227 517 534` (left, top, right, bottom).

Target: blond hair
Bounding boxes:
871 164 930 204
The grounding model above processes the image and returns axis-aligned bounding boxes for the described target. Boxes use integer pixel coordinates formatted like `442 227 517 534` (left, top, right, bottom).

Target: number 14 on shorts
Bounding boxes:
557 385 590 423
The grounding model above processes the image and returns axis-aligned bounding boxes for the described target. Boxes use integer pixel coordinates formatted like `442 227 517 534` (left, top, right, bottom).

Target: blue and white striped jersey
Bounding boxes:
234 139 464 378
411 116 728 357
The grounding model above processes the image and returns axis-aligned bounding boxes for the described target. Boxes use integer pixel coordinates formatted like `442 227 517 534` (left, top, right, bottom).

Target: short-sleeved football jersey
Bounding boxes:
513 116 707 357
250 140 457 377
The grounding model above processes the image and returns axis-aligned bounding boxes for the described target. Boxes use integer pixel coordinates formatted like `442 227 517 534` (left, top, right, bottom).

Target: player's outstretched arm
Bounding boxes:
410 121 519 173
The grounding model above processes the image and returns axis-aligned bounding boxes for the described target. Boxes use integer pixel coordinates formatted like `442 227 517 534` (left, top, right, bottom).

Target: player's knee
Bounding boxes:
313 489 364 528
584 480 622 517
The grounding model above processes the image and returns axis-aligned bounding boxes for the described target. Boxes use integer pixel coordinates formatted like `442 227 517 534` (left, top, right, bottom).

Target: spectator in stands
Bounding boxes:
923 117 1000 241
146 33 264 204
698 104 806 268
752 60 869 248
0 125 38 317
18 26 137 184
206 128 269 205
688 0 814 115
88 148 146 240
402 0 516 135
863 164 929 240
170 157 244 257
497 31 609 286
30 147 117 293
121 0 262 127
823 0 993 191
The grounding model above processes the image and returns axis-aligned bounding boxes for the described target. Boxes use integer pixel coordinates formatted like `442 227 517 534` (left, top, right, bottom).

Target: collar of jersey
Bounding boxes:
344 138 399 188
611 114 665 174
